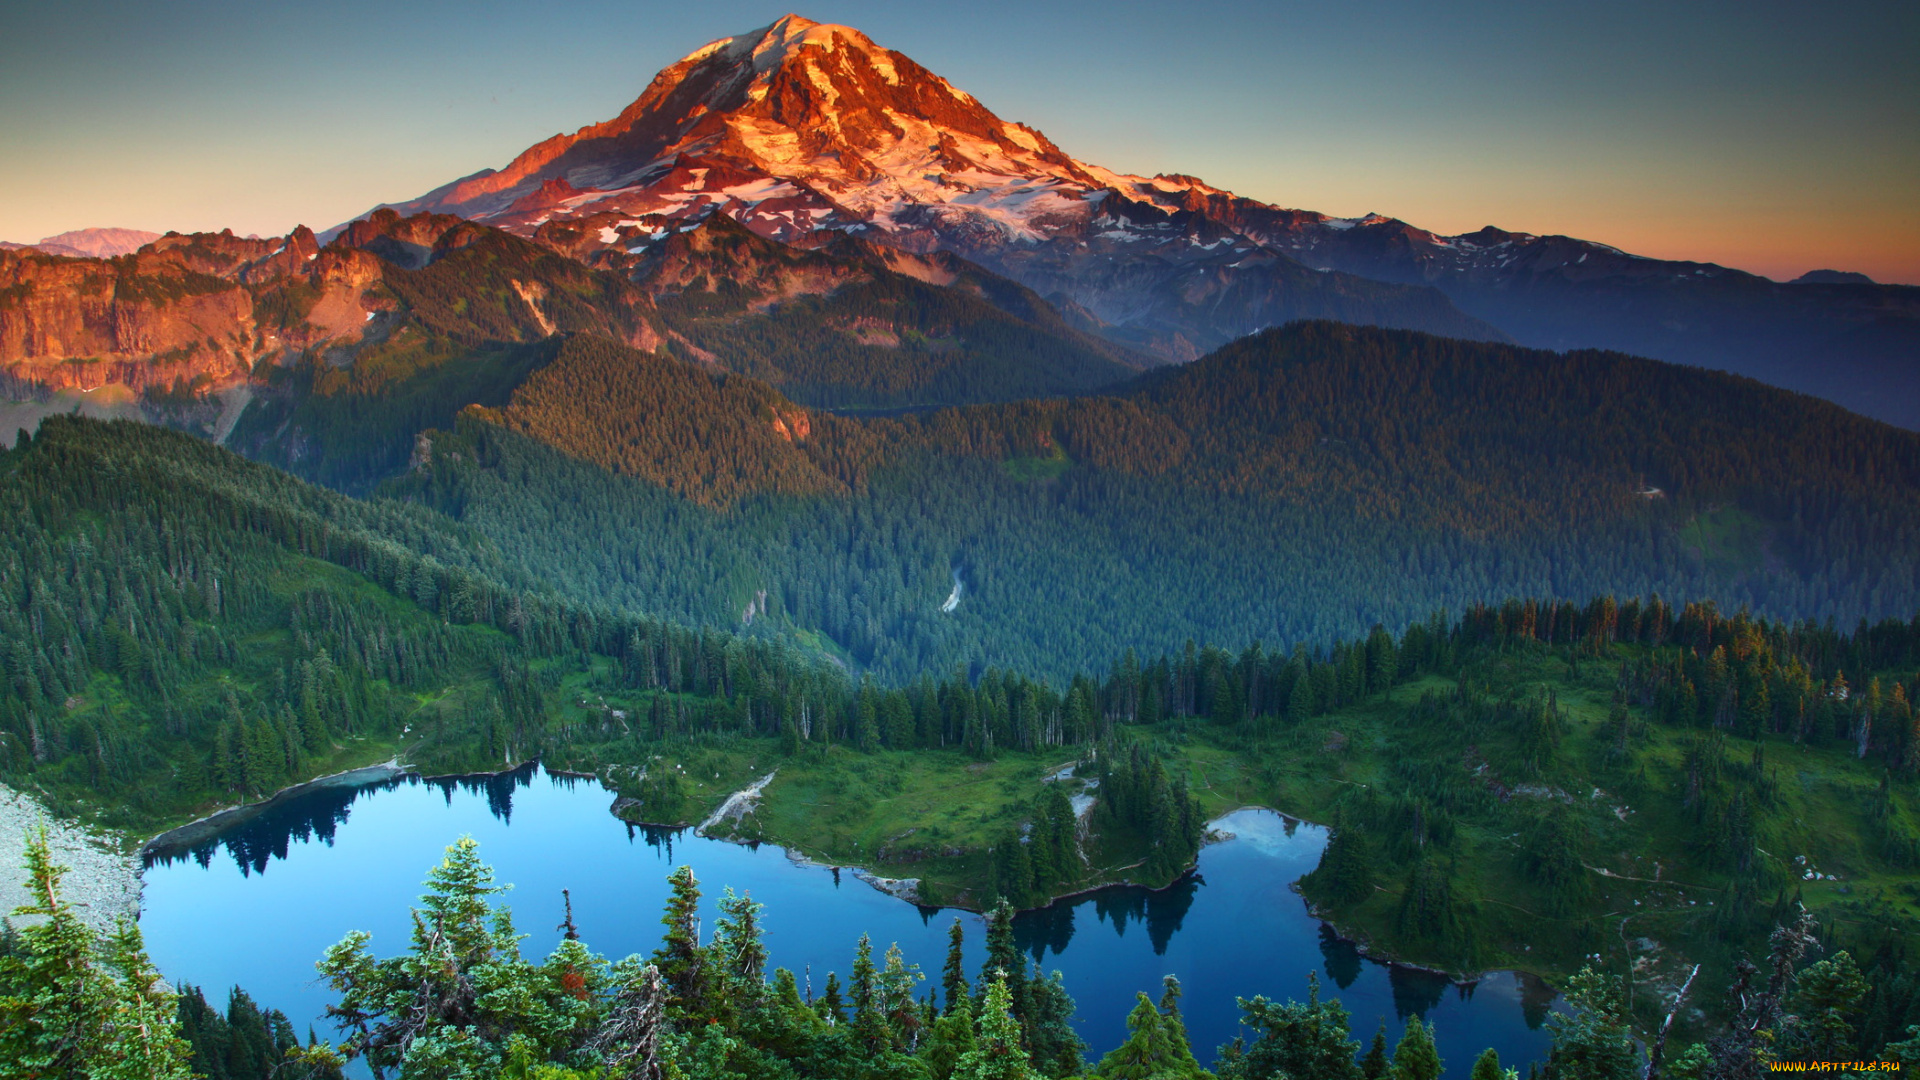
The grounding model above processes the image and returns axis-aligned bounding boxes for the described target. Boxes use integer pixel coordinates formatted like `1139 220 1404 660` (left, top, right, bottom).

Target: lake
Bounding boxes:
140 765 1558 1072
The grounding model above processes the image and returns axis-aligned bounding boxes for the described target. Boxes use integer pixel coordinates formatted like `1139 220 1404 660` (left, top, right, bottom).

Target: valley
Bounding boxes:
1 10 1916 1080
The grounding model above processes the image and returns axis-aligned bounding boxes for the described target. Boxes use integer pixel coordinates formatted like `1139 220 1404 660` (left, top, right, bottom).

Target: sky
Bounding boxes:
1 0 1915 284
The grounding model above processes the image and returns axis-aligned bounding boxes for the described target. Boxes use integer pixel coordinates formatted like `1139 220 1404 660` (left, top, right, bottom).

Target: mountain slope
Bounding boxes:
392 321 1920 683
377 14 1920 425
1 208 1146 487
633 214 1145 406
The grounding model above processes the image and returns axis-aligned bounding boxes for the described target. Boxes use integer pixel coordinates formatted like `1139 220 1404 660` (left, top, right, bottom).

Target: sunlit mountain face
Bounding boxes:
364 14 1919 424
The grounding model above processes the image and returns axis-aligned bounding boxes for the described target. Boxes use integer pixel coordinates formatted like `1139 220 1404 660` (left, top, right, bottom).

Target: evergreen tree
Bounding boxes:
923 999 979 1080
979 901 1028 1026
1308 826 1375 904
943 917 971 1015
0 829 195 1080
1362 1023 1391 1080
819 972 848 1027
1092 984 1210 1079
1543 968 1638 1080
1390 1017 1441 1080
653 864 708 1019
1224 974 1362 1080
953 974 1039 1080
1026 967 1088 1078
1470 1047 1504 1080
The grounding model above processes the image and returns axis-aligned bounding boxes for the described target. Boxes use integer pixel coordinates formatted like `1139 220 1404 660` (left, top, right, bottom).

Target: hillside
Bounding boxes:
634 214 1145 408
389 322 1920 684
0 416 836 830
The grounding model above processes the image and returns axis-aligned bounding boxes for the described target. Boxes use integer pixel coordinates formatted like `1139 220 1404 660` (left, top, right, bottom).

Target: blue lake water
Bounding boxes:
140 766 1558 1072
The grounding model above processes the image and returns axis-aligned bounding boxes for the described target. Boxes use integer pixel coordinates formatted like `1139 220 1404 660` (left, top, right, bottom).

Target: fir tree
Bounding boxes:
1390 1017 1441 1080
1227 974 1362 1080
923 998 980 1080
943 917 971 1015
1362 1022 1391 1080
0 828 195 1079
652 864 708 1019
979 900 1028 1026
1543 968 1638 1080
953 973 1039 1080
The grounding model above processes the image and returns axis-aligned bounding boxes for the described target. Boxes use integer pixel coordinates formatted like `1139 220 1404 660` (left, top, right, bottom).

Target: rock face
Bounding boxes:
372 13 1920 427
0 225 390 396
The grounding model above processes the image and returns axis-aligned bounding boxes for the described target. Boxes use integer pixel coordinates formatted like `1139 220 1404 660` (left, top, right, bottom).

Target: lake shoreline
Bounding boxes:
138 757 1539 993
141 759 411 860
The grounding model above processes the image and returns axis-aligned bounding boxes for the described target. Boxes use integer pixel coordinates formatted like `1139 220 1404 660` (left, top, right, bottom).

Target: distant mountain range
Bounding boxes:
0 227 161 258
355 14 1919 428
3 14 1914 429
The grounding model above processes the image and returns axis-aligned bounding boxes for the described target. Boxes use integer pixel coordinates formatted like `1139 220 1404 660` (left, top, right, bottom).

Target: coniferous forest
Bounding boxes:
4 406 1920 1079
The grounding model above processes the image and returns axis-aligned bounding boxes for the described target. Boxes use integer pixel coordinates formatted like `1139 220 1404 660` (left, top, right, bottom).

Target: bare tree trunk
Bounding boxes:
1644 963 1700 1080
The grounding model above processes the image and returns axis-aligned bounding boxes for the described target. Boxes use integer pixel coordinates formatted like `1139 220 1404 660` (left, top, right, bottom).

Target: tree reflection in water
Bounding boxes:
1014 870 1203 960
142 763 539 877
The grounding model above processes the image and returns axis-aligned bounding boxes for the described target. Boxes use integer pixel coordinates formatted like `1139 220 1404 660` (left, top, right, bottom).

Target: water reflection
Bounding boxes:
421 763 537 822
144 781 395 876
1319 925 1363 990
139 771 1560 1075
1390 965 1453 1020
143 764 539 876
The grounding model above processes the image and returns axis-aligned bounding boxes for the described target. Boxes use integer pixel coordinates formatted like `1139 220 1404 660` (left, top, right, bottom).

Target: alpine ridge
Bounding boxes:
375 14 1920 426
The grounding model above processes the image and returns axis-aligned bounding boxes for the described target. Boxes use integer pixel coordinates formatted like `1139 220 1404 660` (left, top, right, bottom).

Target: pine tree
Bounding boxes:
1390 1017 1441 1080
710 887 768 1026
1026 967 1088 1077
652 864 707 1018
1309 825 1375 904
415 835 509 967
1470 1047 1504 1080
943 917 971 1015
851 933 889 1054
819 972 848 1026
0 828 194 1079
979 900 1028 1027
1543 968 1637 1080
923 998 979 1080
1230 974 1362 1080
1362 1022 1391 1080
953 973 1039 1080
1093 981 1208 1079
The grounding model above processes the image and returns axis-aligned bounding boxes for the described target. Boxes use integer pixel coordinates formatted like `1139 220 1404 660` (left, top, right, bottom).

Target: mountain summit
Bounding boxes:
394 14 1236 250
377 14 1918 424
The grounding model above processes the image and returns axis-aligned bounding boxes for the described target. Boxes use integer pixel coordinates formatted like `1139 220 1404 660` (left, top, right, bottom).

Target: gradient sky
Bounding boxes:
2 0 1915 283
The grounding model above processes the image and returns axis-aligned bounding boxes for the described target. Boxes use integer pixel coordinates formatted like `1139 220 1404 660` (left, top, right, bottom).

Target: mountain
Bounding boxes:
1793 269 1876 285
630 213 1146 407
33 227 164 258
377 14 1508 360
391 321 1920 683
375 14 1920 427
0 227 164 258
0 206 1142 485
